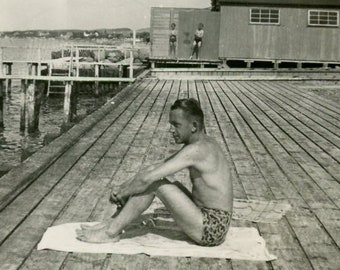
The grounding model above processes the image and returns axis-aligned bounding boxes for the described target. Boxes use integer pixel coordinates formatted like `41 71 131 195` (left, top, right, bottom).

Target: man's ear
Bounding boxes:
192 121 198 133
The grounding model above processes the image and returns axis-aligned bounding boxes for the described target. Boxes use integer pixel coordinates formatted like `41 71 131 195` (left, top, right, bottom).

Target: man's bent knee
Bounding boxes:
148 178 172 195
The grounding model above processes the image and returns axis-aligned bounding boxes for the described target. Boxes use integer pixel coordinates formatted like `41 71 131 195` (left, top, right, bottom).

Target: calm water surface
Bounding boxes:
0 38 122 176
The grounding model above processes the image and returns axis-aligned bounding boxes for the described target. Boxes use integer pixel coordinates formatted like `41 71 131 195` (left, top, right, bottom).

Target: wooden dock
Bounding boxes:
0 78 339 270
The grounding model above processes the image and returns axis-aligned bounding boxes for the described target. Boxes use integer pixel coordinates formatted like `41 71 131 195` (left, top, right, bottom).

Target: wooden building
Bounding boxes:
150 1 340 67
219 0 340 66
150 7 220 60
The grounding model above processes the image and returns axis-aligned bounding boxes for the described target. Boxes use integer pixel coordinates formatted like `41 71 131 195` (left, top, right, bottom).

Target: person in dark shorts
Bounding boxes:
189 23 204 60
169 23 177 58
76 98 233 247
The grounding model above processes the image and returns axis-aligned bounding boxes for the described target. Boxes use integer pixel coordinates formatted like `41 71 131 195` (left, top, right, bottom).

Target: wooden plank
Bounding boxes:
0 75 135 82
219 81 340 270
256 81 340 147
58 253 107 270
0 80 3 128
224 81 337 210
313 208 340 248
148 256 191 270
178 80 188 99
190 257 232 270
194 80 270 269
0 81 156 269
278 81 340 113
233 81 340 207
286 208 340 270
209 81 324 270
102 254 149 270
52 80 171 268
0 81 146 211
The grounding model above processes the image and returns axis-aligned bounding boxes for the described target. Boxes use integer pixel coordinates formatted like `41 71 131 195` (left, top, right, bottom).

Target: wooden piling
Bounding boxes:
118 65 123 86
37 48 42 75
0 47 3 77
75 47 80 77
26 81 35 132
5 63 12 94
33 82 44 130
0 80 4 128
20 80 27 131
129 50 134 79
94 64 100 95
63 81 77 124
68 46 73 76
26 80 42 133
71 82 78 119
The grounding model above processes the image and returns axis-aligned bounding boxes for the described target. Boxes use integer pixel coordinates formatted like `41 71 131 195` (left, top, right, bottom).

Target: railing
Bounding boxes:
0 44 139 133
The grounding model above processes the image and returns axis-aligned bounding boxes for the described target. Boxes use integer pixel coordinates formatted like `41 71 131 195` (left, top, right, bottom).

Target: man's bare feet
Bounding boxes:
76 227 120 243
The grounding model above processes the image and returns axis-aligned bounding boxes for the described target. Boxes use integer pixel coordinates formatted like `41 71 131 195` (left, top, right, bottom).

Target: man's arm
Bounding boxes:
116 144 198 199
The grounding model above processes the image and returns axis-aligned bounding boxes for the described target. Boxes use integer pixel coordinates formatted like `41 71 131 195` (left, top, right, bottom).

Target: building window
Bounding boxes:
308 10 339 27
250 8 280 25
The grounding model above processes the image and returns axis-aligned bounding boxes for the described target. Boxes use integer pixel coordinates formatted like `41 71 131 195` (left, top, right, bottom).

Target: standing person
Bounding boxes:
189 23 204 60
76 98 233 247
169 23 177 59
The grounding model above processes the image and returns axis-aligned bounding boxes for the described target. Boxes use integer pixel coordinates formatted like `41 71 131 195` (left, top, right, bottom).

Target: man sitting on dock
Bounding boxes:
76 98 233 246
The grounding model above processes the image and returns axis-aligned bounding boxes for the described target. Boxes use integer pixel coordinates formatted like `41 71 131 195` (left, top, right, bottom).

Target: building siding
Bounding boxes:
219 5 340 61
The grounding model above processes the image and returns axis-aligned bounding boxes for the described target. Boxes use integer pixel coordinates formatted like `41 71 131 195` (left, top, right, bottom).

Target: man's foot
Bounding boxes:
76 227 120 243
189 55 193 60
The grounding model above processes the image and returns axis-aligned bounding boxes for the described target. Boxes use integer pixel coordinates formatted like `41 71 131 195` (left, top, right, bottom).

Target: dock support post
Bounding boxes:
37 48 42 75
26 82 34 132
0 48 3 93
3 63 12 94
46 63 52 97
26 80 42 133
118 65 123 86
68 46 73 76
76 47 80 77
71 82 78 120
0 80 4 128
20 80 27 131
94 64 100 95
63 81 76 124
129 50 134 80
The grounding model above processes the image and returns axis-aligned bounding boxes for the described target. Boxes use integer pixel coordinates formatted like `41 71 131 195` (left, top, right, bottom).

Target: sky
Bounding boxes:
0 0 210 31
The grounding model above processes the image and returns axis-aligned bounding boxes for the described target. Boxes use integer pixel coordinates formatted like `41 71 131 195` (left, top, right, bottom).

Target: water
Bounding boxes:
0 37 126 176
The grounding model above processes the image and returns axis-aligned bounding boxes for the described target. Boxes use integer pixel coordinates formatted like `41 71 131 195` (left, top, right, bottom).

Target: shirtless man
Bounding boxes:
76 98 233 246
189 23 204 60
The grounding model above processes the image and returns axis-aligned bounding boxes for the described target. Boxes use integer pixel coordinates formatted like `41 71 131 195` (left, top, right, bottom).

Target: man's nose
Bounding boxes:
169 126 175 133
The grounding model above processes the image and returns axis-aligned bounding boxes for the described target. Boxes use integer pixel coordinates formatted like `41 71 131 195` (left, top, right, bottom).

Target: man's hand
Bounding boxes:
109 186 128 208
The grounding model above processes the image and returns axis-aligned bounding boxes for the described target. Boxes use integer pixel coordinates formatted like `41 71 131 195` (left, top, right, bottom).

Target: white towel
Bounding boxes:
232 199 292 223
148 198 291 223
37 222 277 261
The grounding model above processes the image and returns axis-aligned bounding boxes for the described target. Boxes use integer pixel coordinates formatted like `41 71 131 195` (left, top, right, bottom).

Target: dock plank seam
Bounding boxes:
222 81 339 269
243 81 340 177
0 79 157 268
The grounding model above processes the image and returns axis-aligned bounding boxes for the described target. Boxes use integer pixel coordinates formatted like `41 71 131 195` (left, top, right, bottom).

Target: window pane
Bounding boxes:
250 8 279 24
309 10 339 26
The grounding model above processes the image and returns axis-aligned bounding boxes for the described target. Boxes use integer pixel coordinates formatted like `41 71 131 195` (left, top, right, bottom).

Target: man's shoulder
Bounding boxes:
185 138 217 156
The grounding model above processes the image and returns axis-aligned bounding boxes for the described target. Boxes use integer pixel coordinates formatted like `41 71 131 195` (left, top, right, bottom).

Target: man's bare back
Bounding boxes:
188 136 233 212
76 98 233 246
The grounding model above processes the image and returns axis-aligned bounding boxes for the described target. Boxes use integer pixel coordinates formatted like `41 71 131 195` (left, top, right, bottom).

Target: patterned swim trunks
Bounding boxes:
199 207 232 247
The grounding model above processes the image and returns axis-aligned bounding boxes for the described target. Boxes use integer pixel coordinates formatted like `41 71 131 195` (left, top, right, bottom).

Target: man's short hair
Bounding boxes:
171 98 204 130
